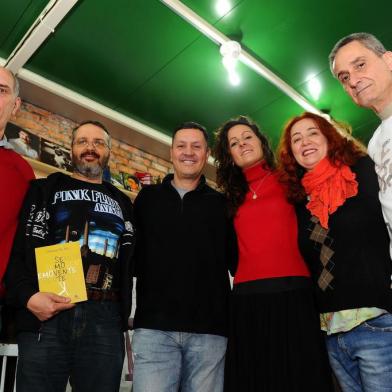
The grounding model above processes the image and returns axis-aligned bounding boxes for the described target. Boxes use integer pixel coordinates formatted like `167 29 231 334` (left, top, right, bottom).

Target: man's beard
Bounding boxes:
72 150 109 180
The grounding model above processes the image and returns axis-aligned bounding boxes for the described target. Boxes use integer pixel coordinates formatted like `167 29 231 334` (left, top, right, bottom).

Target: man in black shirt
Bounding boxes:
132 122 236 392
5 121 135 392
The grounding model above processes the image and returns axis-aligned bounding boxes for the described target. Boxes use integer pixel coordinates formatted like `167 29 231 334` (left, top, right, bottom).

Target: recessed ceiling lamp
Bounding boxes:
215 0 231 17
307 77 322 101
220 40 241 86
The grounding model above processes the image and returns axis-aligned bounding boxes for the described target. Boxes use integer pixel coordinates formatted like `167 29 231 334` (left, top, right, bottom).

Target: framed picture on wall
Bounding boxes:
110 172 125 189
40 138 72 171
122 173 141 192
5 123 40 160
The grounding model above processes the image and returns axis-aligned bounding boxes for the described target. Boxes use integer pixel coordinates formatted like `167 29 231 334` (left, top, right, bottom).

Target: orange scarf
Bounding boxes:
301 158 358 229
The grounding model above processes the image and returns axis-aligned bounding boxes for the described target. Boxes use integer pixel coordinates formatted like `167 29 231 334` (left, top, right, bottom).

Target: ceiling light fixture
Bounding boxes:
215 0 231 17
307 77 322 101
220 40 241 86
160 0 329 119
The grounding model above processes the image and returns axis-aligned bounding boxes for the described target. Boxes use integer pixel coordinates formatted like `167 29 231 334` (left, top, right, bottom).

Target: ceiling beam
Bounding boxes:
5 0 78 73
16 64 174 146
160 0 328 118
1 56 218 178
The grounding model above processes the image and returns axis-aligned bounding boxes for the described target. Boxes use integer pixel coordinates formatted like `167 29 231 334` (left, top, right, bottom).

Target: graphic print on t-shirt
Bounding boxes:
374 138 392 194
50 182 126 291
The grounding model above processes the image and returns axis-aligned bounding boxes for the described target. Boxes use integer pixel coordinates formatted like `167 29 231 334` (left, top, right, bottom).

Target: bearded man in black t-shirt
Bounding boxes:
5 121 135 392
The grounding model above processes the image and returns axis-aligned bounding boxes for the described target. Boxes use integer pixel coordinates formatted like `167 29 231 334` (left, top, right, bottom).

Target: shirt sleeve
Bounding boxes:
5 183 41 308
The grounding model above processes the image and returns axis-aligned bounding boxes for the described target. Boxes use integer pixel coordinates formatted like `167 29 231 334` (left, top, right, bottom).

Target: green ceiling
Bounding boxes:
1 0 392 148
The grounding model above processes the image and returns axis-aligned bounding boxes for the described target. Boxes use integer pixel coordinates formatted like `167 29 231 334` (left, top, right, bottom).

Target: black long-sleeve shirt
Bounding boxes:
133 174 237 337
295 156 392 313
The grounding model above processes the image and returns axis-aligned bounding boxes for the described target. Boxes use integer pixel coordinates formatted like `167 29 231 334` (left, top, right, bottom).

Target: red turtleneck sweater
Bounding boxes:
234 163 309 284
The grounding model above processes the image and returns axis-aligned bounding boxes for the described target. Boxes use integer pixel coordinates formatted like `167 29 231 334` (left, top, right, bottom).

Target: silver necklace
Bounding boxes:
248 172 271 200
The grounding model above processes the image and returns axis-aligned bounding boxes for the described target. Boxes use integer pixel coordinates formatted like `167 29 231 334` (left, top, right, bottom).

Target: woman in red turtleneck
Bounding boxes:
214 116 332 392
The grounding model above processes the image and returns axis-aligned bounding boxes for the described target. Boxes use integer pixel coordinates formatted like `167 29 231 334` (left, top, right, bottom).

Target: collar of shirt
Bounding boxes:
0 135 14 149
379 101 392 121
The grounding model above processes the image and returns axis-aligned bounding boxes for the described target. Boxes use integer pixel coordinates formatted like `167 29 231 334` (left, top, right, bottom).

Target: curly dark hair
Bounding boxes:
213 116 275 216
277 112 366 203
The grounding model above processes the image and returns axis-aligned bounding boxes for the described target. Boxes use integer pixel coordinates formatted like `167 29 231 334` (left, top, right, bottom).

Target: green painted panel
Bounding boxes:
0 0 50 58
182 0 244 24
115 36 286 140
25 0 210 107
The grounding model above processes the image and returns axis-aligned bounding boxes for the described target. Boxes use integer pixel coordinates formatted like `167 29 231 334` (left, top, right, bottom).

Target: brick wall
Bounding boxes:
12 101 172 181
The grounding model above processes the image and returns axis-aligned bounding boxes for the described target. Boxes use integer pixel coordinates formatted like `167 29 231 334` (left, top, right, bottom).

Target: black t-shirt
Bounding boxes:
48 176 126 292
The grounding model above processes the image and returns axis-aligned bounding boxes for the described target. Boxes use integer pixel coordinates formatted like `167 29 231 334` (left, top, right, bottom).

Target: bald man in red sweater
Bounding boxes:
0 67 34 324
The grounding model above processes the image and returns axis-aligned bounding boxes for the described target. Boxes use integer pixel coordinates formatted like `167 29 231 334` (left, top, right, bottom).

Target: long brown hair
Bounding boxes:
277 112 366 203
214 116 275 216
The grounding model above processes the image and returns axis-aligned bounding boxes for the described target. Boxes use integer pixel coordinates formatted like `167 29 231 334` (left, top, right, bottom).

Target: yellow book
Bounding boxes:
35 242 87 303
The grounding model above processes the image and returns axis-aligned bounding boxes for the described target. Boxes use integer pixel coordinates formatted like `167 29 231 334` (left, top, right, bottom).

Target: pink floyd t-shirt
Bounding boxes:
48 176 126 292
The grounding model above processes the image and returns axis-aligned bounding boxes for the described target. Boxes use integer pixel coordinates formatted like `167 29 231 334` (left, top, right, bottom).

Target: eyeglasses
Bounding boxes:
73 138 108 149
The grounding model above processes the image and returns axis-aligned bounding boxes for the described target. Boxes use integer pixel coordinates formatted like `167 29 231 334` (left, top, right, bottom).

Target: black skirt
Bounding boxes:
224 276 333 392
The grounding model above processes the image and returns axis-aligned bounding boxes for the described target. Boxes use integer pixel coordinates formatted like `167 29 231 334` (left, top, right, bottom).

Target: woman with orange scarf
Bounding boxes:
278 112 392 392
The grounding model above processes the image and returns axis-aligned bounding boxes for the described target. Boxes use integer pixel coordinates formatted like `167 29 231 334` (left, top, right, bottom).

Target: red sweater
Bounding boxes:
0 148 35 296
234 163 309 284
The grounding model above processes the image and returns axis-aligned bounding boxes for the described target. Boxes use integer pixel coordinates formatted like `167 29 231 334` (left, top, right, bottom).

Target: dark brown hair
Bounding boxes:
214 116 275 216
